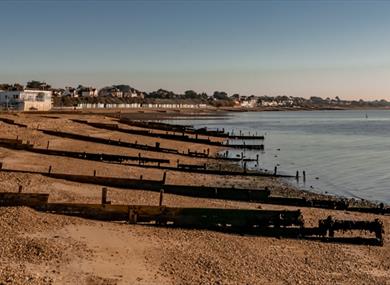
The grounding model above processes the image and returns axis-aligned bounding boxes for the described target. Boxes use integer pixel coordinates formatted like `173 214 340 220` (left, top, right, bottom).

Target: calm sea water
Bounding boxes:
167 110 390 203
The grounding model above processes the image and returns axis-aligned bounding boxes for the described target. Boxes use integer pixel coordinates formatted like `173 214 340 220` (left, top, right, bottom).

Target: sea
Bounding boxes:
166 110 390 203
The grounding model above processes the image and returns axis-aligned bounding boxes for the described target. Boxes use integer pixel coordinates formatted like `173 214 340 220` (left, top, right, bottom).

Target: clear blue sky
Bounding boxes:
1 0 390 100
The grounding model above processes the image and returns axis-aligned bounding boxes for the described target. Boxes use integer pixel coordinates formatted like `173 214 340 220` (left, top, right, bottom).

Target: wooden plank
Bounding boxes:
0 193 49 206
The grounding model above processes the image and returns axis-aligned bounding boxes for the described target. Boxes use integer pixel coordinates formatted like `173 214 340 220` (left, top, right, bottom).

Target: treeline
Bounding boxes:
2 80 389 108
0 81 51 91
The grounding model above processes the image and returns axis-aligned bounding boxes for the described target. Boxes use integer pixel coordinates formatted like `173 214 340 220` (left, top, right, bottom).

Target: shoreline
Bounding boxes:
0 112 388 284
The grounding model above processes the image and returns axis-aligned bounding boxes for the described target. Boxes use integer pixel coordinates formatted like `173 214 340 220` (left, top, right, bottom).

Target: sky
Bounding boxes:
1 0 390 100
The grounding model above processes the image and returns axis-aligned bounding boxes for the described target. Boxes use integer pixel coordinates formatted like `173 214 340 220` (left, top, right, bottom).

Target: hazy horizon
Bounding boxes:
1 0 390 101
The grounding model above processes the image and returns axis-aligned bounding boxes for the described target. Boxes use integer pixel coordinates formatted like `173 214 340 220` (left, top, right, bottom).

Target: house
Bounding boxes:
62 87 77 97
240 98 257 108
0 89 52 111
76 86 98 97
98 85 145 98
98 87 123 97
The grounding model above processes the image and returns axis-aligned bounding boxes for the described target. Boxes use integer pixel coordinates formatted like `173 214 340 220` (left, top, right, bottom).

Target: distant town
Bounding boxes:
0 80 389 111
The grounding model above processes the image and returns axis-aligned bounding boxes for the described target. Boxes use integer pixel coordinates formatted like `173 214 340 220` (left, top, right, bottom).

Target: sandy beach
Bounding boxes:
0 111 389 285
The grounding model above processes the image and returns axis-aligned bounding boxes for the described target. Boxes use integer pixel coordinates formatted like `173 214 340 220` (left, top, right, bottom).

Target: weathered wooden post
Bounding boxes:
207 148 210 156
128 208 138 224
244 162 247 173
46 141 50 150
18 185 23 193
159 189 164 206
303 171 306 182
101 187 108 205
274 166 277 175
256 154 259 162
93 170 97 177
48 165 52 174
162 172 167 184
296 171 299 181
241 152 244 159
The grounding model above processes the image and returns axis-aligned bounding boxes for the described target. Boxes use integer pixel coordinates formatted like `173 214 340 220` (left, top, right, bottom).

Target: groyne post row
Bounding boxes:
0 117 28 128
0 191 384 246
0 117 262 160
0 166 387 215
117 119 265 140
0 138 294 179
38 129 259 162
0 138 169 165
72 119 264 150
0 167 271 202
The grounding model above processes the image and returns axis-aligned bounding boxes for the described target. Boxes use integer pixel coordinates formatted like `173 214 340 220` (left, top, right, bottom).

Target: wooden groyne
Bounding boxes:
0 139 288 177
0 138 169 165
0 168 271 202
0 117 28 128
118 119 265 140
116 161 294 178
263 194 389 215
72 119 264 150
0 166 387 215
1 191 384 246
38 129 259 162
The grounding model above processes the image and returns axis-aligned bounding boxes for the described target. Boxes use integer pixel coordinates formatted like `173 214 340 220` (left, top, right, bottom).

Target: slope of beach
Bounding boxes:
0 111 388 285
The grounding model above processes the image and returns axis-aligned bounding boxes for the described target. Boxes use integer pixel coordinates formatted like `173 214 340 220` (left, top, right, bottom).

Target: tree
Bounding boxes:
27 81 51 90
199 92 209 100
0 83 11 90
184 90 198 99
213 91 228 100
11 83 24 91
230 93 240 100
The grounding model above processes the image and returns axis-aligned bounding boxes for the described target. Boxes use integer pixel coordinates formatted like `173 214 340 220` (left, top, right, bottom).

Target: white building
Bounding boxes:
240 99 257 108
0 89 52 111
